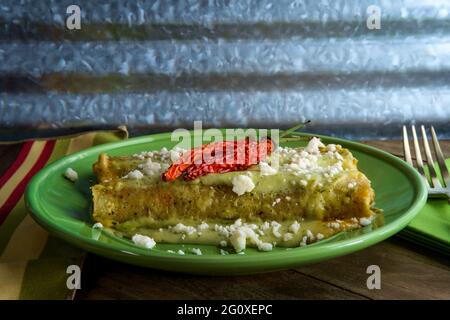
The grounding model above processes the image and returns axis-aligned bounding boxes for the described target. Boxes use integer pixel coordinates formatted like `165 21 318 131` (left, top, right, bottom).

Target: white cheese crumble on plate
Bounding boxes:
257 242 273 252
229 229 247 252
132 234 156 249
63 167 78 182
191 248 202 255
92 222 103 229
359 217 373 226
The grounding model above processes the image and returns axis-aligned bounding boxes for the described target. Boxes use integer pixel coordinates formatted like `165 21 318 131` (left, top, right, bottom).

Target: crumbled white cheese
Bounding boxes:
133 153 145 160
283 232 294 242
306 229 315 241
229 229 247 252
258 242 273 251
259 161 278 176
271 221 282 238
191 248 202 255
141 159 162 176
64 167 78 182
132 234 156 249
178 249 185 255
220 249 229 255
327 144 337 152
234 218 243 227
242 226 260 245
272 198 281 206
159 147 169 157
169 150 181 162
328 222 341 229
274 140 347 187
299 236 308 247
289 221 301 234
305 137 325 154
92 222 103 229
231 175 255 196
348 181 357 189
271 221 281 227
133 151 155 160
172 223 196 235
359 217 372 226
328 165 343 177
123 169 144 180
214 224 230 238
197 222 209 231
164 217 334 253
167 250 175 254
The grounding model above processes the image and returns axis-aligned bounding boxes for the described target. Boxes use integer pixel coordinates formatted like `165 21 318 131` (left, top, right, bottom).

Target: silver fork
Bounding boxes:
403 125 450 201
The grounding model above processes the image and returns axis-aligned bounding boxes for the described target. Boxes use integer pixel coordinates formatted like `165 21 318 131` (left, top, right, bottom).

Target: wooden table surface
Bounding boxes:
1 139 449 300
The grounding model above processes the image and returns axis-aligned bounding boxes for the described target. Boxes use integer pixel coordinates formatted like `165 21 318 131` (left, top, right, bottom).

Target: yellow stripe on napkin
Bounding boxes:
0 129 128 300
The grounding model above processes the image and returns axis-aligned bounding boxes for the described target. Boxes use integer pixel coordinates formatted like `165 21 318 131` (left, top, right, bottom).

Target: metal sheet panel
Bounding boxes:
1 0 450 141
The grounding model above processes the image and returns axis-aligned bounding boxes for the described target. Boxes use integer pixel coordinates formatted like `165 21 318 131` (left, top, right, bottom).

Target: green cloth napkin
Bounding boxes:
399 159 450 255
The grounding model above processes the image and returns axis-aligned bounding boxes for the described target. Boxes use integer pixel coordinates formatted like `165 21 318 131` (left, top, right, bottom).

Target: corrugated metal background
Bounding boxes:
1 0 449 141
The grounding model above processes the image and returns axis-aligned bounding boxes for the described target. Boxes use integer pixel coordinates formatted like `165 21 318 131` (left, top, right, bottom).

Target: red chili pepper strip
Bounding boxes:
162 138 273 181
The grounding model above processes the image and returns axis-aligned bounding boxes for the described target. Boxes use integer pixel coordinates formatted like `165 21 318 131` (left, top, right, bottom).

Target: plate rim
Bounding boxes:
25 131 428 272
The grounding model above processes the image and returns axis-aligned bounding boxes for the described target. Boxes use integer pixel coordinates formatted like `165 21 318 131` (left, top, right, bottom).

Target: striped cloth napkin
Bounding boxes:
0 128 128 299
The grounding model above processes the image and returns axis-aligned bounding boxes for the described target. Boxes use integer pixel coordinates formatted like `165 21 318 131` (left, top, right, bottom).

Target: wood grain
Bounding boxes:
295 238 450 300
77 255 365 300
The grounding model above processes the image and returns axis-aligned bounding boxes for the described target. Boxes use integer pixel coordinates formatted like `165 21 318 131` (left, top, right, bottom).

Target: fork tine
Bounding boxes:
431 126 450 187
421 125 442 188
402 126 413 166
412 125 430 186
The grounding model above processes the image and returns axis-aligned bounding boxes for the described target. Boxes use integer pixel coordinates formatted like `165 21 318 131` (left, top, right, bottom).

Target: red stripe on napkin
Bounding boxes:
0 140 55 226
0 142 33 190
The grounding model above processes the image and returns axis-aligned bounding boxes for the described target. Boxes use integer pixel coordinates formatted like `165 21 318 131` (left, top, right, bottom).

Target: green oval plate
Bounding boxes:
25 132 427 275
